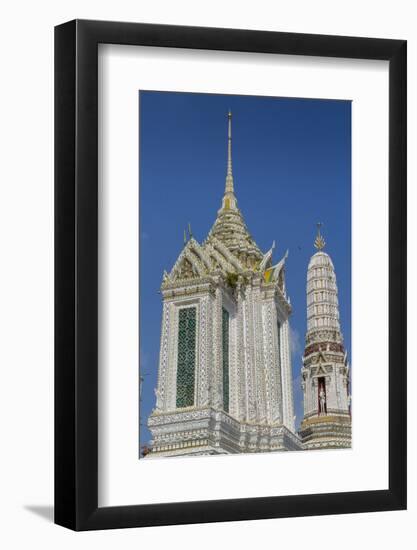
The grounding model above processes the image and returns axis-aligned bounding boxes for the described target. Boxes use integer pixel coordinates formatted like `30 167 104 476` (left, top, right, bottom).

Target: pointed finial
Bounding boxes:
188 222 193 239
183 228 187 245
219 111 237 212
226 110 233 181
314 222 326 250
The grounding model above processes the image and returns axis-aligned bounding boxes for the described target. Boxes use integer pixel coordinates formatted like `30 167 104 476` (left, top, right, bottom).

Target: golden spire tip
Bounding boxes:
314 222 326 250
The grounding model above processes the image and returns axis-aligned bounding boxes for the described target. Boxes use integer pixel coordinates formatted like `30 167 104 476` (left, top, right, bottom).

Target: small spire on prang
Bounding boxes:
314 222 326 251
225 110 234 185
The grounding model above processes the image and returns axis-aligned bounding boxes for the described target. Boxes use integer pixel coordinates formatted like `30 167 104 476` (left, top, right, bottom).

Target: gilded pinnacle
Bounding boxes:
210 112 263 263
314 222 326 250
226 110 233 182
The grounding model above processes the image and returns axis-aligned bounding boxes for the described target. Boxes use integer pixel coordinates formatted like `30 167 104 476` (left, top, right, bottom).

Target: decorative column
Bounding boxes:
236 283 247 422
280 318 295 432
261 296 282 424
252 276 267 424
197 294 211 407
154 301 170 412
212 286 223 409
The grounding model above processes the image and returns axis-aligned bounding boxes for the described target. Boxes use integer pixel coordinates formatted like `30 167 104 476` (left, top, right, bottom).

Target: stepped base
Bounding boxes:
299 414 351 450
146 407 302 457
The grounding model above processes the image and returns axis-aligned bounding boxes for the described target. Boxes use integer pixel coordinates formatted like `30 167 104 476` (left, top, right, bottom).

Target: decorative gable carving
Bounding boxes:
166 240 207 284
175 258 197 280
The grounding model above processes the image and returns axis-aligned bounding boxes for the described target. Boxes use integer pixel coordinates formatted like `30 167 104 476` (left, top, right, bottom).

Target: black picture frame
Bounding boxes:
55 19 407 531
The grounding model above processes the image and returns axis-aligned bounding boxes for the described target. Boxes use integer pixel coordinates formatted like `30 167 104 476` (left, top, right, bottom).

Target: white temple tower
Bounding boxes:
299 226 352 449
147 112 301 456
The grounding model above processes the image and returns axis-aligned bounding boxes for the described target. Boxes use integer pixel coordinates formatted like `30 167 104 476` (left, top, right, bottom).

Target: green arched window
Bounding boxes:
176 307 197 408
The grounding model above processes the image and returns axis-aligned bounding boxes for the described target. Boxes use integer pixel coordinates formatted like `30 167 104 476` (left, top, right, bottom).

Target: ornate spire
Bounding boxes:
225 110 234 193
314 222 326 251
221 110 237 211
209 112 263 266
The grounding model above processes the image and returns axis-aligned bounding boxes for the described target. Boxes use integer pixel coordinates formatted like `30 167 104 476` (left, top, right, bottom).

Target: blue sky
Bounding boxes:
139 91 351 450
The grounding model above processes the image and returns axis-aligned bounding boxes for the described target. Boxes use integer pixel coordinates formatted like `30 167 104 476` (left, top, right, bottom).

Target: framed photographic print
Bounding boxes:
55 20 407 530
